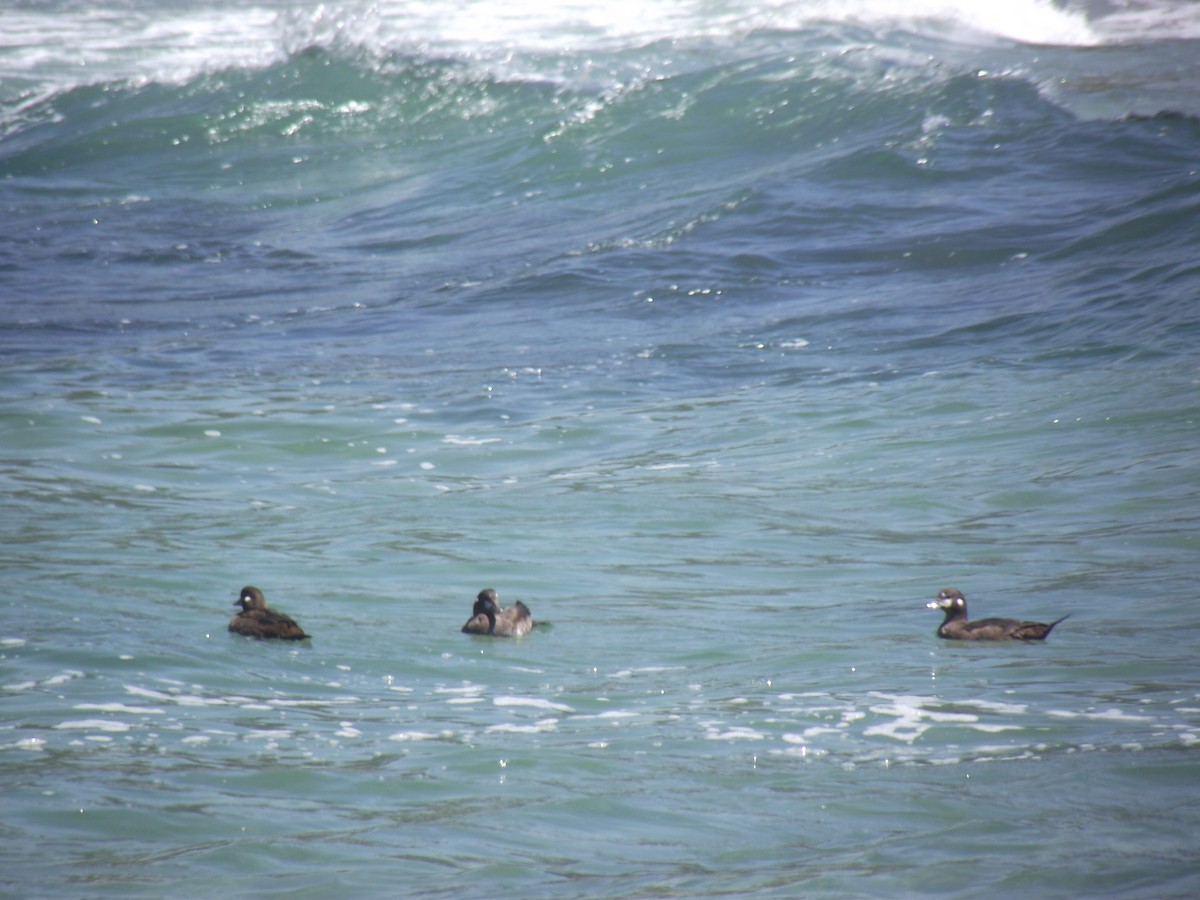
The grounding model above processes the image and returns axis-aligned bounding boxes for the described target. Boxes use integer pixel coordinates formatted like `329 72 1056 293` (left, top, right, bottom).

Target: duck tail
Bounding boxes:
1045 614 1070 635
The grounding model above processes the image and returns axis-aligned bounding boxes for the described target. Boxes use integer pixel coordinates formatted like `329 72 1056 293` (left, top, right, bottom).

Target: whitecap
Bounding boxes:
55 719 131 732
1048 707 1154 723
125 684 226 707
174 695 227 707
271 698 343 708
493 696 573 712
7 737 46 751
969 723 1024 733
73 703 164 715
437 684 485 696
962 698 1028 715
486 719 558 734
244 729 292 741
704 725 765 741
388 730 448 742
549 469 600 481
442 435 502 446
571 710 638 721
126 685 172 701
43 670 85 687
802 726 843 738
608 665 686 679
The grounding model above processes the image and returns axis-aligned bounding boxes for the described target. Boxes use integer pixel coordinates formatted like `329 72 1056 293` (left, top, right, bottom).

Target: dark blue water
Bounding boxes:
3 1 1200 896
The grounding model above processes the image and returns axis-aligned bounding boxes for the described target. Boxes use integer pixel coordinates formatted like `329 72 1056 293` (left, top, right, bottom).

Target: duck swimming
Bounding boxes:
228 586 310 641
461 588 535 637
927 587 1068 641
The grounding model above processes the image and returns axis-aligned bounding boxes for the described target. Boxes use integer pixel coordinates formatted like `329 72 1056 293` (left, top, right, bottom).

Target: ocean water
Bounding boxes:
3 0 1200 896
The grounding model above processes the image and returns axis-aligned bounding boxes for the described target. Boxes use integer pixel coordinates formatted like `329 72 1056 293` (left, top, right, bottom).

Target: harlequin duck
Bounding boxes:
927 587 1068 641
461 588 536 637
228 586 310 641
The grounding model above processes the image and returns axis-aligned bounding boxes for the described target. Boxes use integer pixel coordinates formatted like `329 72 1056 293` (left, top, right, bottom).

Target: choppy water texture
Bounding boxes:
3 1 1200 896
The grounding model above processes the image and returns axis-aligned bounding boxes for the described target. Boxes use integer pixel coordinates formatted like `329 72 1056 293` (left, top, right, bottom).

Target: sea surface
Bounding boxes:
3 1 1200 896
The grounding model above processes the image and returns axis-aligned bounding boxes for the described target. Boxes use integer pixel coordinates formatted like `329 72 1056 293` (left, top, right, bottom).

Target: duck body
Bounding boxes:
461 588 535 637
228 586 310 641
927 588 1067 641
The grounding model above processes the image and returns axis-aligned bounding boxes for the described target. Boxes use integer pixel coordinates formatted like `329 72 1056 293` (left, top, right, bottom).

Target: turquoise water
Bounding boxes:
3 1 1200 896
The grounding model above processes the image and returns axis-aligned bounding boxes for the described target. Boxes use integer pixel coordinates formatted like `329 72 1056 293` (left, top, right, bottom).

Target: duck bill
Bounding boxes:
926 599 943 609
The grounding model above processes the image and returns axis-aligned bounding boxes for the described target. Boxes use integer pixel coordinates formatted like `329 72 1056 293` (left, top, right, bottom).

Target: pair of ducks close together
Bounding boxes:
228 586 1069 643
228 586 539 641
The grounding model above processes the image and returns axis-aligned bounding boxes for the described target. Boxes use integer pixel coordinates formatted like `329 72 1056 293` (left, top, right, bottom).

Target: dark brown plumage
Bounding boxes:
228 586 310 641
461 588 535 637
927 587 1068 641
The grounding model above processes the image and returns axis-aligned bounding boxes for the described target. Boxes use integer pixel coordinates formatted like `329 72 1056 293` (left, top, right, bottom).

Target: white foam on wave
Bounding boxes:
1087 0 1200 43
570 710 639 721
388 729 454 742
703 723 766 741
435 683 486 696
244 728 293 741
0 5 282 90
2 737 48 752
43 670 86 687
7 0 1159 100
793 0 1100 46
863 692 981 743
353 0 1104 54
486 718 559 734
960 698 1028 716
271 697 358 708
442 435 502 446
125 684 227 706
968 723 1024 734
608 665 687 679
493 696 574 713
54 719 132 732
74 703 165 715
4 670 85 692
1047 706 1155 723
